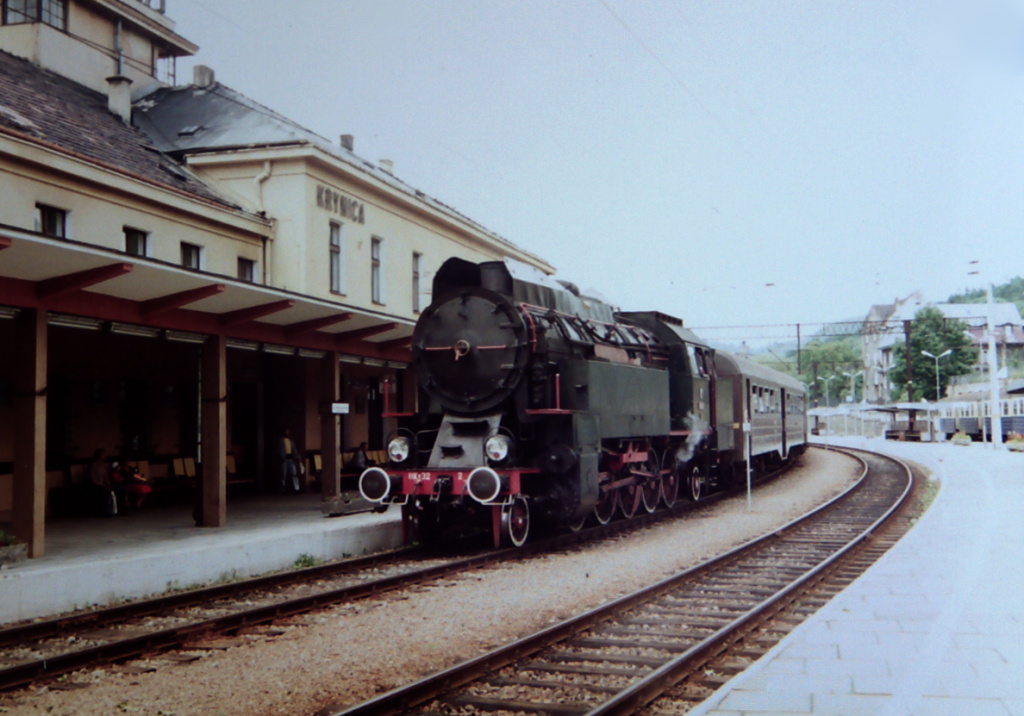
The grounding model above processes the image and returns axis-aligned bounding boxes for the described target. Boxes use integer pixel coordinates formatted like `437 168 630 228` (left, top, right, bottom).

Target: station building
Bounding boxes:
0 0 553 559
861 292 1024 403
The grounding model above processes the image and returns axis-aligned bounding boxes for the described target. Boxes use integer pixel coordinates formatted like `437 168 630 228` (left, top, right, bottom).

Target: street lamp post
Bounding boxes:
921 349 952 401
969 260 1004 447
842 370 864 437
817 374 836 408
843 370 864 403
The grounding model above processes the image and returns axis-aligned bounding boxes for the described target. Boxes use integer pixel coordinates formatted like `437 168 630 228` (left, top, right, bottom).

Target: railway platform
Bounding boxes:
690 436 1024 716
0 494 403 625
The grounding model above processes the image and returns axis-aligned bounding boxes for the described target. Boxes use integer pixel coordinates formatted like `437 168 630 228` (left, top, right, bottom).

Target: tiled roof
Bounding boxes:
134 81 329 154
0 49 240 210
934 302 1023 327
134 79 553 272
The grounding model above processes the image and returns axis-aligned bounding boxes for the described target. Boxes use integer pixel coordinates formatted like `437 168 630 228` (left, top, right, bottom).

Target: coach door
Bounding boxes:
780 389 788 458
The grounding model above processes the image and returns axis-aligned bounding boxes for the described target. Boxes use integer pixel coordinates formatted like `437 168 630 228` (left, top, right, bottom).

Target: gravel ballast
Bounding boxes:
4 447 862 716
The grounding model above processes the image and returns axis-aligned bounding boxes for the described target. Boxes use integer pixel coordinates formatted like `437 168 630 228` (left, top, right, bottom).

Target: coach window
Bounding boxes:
124 227 148 257
180 242 202 270
371 236 384 304
329 222 345 294
35 203 67 238
3 0 66 29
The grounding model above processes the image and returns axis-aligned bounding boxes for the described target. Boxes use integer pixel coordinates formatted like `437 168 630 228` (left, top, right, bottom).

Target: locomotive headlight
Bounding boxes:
387 436 412 464
485 434 511 463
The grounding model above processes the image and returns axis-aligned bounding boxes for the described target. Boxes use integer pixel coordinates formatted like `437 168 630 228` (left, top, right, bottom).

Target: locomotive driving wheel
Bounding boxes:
592 485 618 524
661 451 680 508
687 463 705 502
639 451 662 514
618 476 642 519
500 496 530 547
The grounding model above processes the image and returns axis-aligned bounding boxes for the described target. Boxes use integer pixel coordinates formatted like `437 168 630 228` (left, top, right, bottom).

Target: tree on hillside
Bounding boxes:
795 337 862 406
889 306 977 401
948 276 1024 317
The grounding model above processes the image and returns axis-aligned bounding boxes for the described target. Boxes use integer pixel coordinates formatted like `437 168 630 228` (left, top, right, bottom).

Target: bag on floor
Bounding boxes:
105 489 118 516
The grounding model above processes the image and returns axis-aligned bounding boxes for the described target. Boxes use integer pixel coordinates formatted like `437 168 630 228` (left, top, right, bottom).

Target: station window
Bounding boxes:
329 222 344 294
412 251 423 312
237 257 256 283
3 0 66 29
180 241 202 270
124 227 148 257
371 236 384 304
34 203 66 238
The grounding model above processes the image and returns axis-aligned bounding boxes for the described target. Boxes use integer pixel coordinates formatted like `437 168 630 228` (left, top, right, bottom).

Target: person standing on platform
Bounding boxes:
88 447 118 515
277 427 303 493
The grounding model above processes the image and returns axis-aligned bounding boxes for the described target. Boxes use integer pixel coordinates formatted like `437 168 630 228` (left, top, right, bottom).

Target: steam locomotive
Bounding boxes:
359 257 807 547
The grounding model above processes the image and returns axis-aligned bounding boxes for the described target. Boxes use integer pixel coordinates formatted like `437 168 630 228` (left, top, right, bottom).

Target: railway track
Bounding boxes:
0 462 755 693
332 446 915 716
0 547 489 691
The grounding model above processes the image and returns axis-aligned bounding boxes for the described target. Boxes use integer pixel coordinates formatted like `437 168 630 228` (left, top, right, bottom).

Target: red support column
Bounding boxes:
12 309 47 557
200 334 227 527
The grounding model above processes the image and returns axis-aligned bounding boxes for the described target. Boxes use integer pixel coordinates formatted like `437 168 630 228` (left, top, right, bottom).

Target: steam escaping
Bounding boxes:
675 411 708 466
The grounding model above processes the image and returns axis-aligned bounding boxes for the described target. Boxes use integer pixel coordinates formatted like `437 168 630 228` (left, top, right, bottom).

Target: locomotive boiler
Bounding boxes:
359 257 807 547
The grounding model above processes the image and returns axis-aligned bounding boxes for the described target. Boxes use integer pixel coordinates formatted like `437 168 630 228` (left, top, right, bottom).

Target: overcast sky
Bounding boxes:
167 0 1021 346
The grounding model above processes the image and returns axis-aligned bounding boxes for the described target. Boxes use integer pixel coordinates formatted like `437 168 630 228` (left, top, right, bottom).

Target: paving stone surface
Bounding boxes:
688 437 1024 716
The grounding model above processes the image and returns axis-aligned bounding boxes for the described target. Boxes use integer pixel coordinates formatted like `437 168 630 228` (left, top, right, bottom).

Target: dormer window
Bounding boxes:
2 0 67 30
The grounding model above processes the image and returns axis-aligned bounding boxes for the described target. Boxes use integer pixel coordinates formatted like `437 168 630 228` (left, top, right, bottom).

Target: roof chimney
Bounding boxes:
379 159 394 174
105 74 133 123
193 65 215 88
340 134 354 151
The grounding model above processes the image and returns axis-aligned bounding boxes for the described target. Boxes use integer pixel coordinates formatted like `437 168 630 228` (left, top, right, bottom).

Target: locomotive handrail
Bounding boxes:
518 302 540 352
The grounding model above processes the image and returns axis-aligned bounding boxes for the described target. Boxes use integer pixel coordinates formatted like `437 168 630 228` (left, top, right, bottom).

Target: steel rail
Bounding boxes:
0 454 797 693
332 446 910 716
0 549 501 691
0 547 420 648
587 448 912 715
